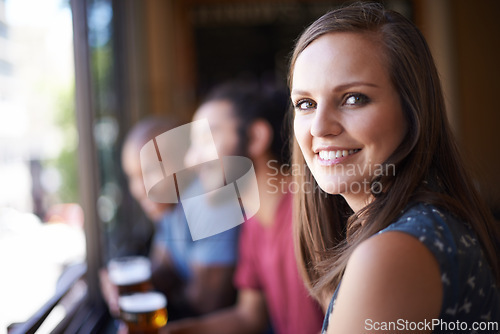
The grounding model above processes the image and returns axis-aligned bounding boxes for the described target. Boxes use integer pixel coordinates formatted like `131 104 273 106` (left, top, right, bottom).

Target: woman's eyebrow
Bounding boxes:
291 82 380 97
290 89 310 97
332 81 380 92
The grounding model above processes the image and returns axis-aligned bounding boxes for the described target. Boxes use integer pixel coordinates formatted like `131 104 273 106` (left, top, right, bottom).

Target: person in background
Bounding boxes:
100 116 239 321
165 82 323 334
289 3 500 333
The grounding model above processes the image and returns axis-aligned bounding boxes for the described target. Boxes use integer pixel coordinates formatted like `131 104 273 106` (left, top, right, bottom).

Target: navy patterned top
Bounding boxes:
322 203 500 334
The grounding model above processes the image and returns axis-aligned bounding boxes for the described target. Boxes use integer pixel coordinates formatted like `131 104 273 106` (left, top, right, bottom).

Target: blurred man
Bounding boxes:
100 116 239 321
165 82 323 334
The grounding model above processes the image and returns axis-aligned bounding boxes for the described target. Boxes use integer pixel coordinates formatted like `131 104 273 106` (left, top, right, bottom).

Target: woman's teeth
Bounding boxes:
318 149 360 160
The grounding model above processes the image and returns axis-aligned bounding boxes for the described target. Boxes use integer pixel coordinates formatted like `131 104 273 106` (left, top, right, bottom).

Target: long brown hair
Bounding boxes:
289 2 500 302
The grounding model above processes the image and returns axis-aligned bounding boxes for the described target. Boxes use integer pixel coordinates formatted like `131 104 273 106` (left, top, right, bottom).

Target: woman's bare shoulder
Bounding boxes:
326 231 443 334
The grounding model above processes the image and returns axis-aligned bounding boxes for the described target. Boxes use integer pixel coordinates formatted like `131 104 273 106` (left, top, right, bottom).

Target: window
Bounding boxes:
0 0 85 332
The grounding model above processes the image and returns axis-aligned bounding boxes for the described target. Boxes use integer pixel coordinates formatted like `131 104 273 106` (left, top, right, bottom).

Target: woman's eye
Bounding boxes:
295 100 316 111
343 93 370 106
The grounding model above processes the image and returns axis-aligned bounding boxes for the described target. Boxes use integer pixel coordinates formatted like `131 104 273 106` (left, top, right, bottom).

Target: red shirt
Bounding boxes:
234 193 323 334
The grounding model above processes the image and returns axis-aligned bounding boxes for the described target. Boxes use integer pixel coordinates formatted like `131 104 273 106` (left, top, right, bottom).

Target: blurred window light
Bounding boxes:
0 21 7 38
0 58 11 75
0 0 84 333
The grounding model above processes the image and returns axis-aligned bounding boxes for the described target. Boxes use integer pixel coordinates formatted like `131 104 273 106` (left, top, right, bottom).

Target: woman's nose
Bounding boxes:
310 105 343 138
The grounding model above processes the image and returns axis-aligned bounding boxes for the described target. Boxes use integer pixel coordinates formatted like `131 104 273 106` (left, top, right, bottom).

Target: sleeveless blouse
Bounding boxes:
321 203 500 333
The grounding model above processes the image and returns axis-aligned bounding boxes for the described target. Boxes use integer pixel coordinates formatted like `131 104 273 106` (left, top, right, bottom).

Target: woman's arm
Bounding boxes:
327 231 443 334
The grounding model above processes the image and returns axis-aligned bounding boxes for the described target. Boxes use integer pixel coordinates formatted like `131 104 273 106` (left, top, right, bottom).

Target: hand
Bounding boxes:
98 268 120 317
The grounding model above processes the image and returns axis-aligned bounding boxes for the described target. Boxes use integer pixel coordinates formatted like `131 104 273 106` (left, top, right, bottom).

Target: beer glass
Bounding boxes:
108 256 153 295
119 292 168 334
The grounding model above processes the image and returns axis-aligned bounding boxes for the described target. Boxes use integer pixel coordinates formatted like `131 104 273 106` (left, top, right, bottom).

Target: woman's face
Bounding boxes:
292 32 407 211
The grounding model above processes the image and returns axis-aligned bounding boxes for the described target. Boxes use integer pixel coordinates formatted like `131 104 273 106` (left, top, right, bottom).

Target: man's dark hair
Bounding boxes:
202 81 288 164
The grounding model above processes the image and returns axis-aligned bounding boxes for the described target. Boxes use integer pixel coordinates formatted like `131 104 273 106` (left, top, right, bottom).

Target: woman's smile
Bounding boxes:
315 148 362 166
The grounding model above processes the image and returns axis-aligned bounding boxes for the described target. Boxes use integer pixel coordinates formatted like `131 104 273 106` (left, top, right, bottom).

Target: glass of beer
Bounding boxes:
119 291 168 334
108 256 153 295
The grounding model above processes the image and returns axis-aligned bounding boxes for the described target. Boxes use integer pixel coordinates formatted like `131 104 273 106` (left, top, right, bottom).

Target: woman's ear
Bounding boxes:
248 119 273 159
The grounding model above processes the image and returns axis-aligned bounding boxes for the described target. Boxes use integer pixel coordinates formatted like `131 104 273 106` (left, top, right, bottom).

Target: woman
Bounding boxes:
289 3 500 333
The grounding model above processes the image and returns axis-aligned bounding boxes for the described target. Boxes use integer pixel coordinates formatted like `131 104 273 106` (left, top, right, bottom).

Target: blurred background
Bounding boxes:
0 0 499 332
